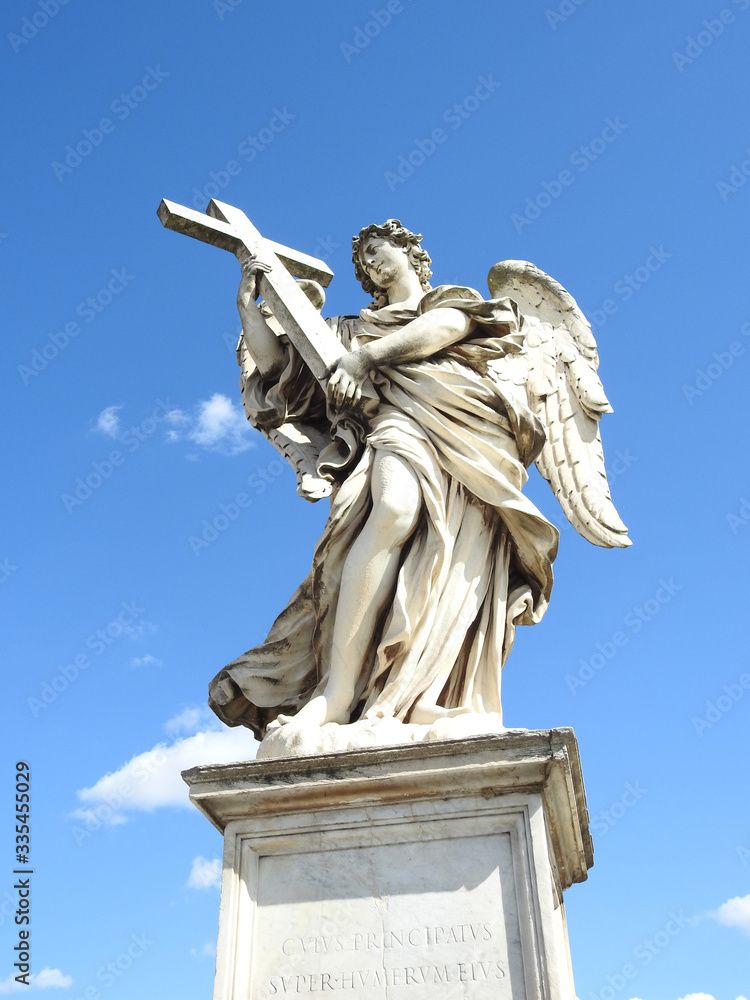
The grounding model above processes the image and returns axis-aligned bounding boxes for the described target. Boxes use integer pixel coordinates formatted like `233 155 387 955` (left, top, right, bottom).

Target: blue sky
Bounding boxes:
1 1 749 998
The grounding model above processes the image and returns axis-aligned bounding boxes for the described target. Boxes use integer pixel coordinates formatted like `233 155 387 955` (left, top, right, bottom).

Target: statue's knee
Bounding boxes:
371 452 421 538
375 493 420 539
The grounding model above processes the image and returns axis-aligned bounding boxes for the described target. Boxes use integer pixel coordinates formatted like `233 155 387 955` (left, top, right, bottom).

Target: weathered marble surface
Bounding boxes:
255 711 513 759
183 728 592 1000
159 201 629 742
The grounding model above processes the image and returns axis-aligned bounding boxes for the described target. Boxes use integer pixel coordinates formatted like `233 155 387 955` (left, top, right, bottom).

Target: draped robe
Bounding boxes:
208 286 559 739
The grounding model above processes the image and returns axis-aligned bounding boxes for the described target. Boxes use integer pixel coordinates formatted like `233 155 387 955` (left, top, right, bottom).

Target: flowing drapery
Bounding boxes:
209 287 559 738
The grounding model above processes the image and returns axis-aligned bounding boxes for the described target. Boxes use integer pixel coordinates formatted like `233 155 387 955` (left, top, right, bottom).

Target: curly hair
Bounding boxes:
352 219 432 308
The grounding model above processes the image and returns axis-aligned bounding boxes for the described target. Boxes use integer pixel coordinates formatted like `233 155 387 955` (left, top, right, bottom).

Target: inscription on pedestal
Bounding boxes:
250 833 523 999
268 924 507 995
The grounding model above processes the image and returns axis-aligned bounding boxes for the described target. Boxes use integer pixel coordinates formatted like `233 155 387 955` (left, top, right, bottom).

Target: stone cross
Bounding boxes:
157 198 352 387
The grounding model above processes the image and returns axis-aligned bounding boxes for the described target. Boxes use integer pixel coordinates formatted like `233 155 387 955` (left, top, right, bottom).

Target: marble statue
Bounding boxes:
158 199 630 745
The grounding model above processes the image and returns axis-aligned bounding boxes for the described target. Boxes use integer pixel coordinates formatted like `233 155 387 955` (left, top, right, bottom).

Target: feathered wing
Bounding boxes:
487 260 631 548
237 280 333 502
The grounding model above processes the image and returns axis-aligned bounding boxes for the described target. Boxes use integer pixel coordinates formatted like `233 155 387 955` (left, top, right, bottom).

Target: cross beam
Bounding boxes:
157 198 355 387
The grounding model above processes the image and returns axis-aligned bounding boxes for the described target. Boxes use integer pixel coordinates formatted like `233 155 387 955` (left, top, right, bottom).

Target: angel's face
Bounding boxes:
360 237 410 288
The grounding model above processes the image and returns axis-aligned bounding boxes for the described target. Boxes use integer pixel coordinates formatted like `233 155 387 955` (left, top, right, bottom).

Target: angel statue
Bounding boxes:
198 216 630 743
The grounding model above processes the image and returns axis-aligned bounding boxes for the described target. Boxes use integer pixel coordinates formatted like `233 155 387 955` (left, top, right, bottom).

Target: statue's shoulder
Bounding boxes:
418 285 486 312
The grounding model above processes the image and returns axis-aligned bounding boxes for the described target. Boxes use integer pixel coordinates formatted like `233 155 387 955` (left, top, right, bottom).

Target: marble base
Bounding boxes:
255 712 517 759
182 728 592 1000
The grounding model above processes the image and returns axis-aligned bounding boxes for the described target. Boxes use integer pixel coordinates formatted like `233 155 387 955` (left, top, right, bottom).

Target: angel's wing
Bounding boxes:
488 260 630 549
237 279 332 502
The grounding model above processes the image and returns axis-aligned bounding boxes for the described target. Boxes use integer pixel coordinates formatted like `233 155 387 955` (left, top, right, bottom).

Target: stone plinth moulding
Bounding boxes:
182 728 593 1000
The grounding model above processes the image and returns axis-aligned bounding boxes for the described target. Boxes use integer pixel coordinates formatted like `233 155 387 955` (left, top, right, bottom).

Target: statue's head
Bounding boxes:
352 219 432 308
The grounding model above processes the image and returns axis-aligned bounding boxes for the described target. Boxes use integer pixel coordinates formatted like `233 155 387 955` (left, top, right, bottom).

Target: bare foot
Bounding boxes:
408 702 474 725
268 693 352 730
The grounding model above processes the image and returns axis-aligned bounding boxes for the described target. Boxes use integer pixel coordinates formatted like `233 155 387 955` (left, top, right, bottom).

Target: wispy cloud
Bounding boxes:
164 407 190 442
190 941 217 960
165 393 254 456
124 620 158 641
96 405 122 437
165 706 207 736
629 993 750 1000
0 969 72 993
675 995 748 1000
131 654 162 668
187 856 221 890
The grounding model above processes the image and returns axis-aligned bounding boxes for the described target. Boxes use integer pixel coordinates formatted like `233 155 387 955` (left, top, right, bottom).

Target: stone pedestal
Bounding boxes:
182 728 592 1000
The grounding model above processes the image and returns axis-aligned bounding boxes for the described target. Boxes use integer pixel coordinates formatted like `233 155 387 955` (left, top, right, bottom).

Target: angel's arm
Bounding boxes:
328 308 476 409
368 308 476 364
236 257 286 381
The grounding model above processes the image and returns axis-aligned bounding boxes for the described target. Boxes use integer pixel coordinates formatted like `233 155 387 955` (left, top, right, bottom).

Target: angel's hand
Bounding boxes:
327 350 371 412
237 251 273 307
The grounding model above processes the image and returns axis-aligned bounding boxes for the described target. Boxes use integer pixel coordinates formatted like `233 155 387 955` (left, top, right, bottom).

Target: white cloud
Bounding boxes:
190 940 217 960
187 856 221 890
96 405 122 437
31 971 72 991
0 969 72 993
165 393 253 456
165 706 208 737
676 994 749 1000
124 620 158 641
165 407 190 426
710 892 750 937
131 654 162 668
73 726 256 824
164 409 190 443
191 394 248 450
